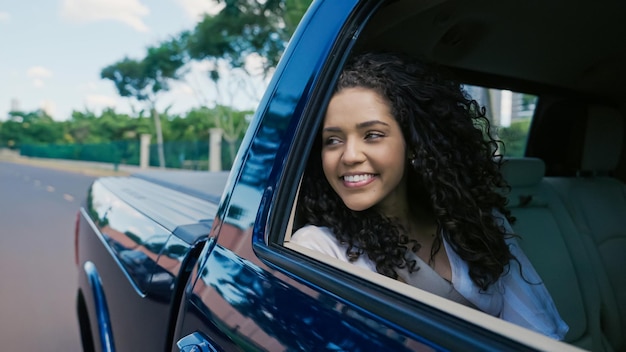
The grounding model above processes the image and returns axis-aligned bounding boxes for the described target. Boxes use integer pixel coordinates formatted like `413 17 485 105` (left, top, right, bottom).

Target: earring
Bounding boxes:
408 153 418 168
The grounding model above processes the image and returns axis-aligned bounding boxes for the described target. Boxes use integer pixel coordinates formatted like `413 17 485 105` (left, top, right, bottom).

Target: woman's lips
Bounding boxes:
342 173 376 187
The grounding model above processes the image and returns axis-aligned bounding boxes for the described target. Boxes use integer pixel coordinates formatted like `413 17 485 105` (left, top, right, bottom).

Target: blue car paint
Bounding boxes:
83 261 115 352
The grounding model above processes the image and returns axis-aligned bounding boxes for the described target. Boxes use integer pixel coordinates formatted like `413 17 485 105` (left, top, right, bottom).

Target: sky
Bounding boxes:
0 0 266 121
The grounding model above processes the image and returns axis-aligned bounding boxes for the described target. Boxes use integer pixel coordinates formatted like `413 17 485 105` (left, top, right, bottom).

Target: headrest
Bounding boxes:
500 157 546 187
581 105 624 173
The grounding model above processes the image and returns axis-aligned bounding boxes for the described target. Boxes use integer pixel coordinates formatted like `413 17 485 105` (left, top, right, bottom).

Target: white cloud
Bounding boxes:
176 0 223 21
85 94 118 109
27 66 53 88
60 0 150 32
27 66 53 79
79 81 100 91
0 11 10 23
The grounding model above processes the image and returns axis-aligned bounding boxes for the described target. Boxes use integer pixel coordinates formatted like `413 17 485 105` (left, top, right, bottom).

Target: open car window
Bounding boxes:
280 79 564 347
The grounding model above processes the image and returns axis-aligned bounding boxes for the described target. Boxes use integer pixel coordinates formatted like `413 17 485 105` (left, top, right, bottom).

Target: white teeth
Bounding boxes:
343 174 373 182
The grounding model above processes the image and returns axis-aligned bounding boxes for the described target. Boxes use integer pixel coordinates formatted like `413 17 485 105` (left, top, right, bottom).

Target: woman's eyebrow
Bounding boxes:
356 120 390 129
322 126 342 133
323 120 390 133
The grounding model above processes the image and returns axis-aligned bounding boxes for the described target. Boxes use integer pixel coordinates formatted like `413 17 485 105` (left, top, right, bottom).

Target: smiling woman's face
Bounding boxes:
321 87 408 215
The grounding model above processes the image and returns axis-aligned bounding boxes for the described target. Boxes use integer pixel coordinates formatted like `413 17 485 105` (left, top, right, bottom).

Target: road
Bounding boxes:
0 161 99 351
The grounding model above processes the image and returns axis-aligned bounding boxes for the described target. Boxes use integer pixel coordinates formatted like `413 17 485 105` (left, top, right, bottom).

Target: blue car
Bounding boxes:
75 0 626 351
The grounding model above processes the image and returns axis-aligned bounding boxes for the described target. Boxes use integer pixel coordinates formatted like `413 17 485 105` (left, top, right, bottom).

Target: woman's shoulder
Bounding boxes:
290 225 344 255
290 225 377 271
291 225 335 243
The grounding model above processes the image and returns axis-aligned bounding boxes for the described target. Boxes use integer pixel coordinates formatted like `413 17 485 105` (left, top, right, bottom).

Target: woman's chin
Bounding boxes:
343 201 374 212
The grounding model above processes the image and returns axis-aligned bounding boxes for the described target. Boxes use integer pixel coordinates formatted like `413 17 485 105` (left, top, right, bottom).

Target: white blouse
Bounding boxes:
290 222 569 340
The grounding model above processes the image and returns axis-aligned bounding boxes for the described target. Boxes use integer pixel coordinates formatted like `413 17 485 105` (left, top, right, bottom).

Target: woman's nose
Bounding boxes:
342 140 365 164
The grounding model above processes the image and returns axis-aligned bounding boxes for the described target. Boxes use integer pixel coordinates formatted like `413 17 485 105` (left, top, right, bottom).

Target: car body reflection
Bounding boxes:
87 181 178 297
190 244 414 351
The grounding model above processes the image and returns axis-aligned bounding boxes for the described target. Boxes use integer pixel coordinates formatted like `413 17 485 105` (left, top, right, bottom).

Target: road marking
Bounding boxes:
63 194 74 202
46 185 55 192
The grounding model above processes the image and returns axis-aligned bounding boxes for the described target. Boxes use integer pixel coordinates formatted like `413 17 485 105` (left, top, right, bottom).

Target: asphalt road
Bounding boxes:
0 161 99 351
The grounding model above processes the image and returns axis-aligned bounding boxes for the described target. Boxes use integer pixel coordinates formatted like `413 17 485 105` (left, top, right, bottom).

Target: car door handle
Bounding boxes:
177 332 219 352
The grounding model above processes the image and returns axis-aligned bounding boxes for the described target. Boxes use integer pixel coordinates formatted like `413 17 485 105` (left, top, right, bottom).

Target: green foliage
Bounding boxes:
101 38 186 102
0 110 65 148
12 105 249 170
498 118 531 157
66 108 151 144
6 106 250 146
101 58 152 101
168 107 216 141
186 11 281 74
144 38 188 94
184 0 313 76
101 38 188 168
283 0 313 37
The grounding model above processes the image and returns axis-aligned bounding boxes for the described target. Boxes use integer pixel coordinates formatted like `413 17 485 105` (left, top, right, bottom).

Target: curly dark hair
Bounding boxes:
298 51 516 291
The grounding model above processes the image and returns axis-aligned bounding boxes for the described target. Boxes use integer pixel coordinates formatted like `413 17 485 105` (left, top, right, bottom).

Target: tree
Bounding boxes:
214 105 252 161
283 0 313 38
169 107 216 141
68 109 98 144
179 0 315 107
185 0 312 75
0 110 66 147
175 1 311 163
101 37 186 168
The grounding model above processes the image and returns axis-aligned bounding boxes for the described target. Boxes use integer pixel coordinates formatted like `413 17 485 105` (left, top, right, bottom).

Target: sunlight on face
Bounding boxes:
321 87 408 215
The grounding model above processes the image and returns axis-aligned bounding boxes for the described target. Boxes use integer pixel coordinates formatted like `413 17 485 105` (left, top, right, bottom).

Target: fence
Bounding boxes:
16 120 528 170
19 139 241 171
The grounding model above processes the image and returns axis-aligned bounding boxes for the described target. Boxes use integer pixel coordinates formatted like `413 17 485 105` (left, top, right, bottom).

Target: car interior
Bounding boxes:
283 0 626 351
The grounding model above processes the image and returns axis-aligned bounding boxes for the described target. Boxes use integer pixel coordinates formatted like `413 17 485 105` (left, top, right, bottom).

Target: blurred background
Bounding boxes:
0 1 310 350
1 0 311 171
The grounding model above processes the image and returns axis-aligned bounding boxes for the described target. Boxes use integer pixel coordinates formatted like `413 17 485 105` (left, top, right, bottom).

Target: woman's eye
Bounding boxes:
324 137 341 146
365 132 384 140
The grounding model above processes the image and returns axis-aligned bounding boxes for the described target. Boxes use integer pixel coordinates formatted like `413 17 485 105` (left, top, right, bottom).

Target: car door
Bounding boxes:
170 1 572 351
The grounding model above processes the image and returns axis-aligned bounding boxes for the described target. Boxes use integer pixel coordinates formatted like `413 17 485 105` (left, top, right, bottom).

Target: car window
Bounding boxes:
463 85 536 157
280 71 567 350
281 81 570 350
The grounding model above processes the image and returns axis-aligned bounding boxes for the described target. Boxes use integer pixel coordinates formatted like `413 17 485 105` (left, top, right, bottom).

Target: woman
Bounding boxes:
291 51 568 340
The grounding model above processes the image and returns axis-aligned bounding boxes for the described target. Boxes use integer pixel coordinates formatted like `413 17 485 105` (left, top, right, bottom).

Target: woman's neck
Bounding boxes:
389 203 437 242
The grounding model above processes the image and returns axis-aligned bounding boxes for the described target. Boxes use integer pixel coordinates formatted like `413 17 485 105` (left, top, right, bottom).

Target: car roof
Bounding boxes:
359 0 626 103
